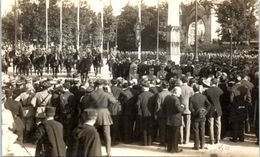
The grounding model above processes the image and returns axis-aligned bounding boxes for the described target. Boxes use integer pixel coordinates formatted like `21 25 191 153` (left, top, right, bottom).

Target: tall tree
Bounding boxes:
117 4 138 51
103 5 117 50
215 0 258 44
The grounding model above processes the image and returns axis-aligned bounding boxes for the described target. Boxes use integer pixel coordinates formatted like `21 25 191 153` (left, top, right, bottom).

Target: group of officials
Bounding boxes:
2 55 259 156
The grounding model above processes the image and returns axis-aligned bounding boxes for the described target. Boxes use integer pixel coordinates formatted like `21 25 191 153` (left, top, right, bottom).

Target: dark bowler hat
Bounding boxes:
45 106 56 117
111 79 118 85
94 79 104 86
86 86 94 93
63 82 71 89
82 109 98 121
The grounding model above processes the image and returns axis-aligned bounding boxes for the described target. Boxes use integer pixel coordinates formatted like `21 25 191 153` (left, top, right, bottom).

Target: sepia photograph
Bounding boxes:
1 0 259 156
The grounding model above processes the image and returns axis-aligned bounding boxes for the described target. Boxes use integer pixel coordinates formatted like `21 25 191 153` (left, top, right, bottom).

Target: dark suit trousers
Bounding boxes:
231 121 245 141
166 125 180 152
97 125 111 154
192 121 205 149
141 117 152 146
111 115 121 144
158 117 166 146
123 116 135 143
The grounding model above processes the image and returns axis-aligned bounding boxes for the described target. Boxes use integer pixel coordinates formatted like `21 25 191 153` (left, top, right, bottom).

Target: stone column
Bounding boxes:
167 0 181 65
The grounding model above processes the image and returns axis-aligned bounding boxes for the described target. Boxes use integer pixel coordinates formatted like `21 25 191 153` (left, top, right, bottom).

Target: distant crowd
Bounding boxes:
1 42 259 156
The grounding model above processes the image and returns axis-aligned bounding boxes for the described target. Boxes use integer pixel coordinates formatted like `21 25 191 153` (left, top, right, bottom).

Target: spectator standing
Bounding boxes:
190 84 211 150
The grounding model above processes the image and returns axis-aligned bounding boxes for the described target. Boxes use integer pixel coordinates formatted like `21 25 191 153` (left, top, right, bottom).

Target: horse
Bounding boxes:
13 56 22 75
45 53 53 74
34 54 46 78
20 54 32 76
64 53 75 77
49 53 59 78
77 53 93 83
92 49 102 76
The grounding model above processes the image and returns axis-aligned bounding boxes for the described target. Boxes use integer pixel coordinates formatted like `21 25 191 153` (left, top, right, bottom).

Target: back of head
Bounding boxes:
45 106 56 117
81 109 98 122
161 81 169 89
181 76 189 83
193 84 200 93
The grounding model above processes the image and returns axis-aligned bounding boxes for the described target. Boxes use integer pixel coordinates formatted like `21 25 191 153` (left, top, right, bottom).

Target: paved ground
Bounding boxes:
14 135 259 157
4 59 260 157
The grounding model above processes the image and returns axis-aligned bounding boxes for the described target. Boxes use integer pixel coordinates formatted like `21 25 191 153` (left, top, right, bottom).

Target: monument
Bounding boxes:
167 0 181 64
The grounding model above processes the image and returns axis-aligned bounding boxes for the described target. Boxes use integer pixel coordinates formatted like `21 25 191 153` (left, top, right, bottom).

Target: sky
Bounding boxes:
2 0 231 16
1 0 175 16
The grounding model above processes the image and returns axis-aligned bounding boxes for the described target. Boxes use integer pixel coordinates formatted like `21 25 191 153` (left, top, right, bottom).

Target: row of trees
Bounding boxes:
2 0 258 52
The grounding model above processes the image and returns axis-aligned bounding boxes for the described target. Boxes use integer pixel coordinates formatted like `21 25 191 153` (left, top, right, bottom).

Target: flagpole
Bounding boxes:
156 0 159 60
100 0 104 56
60 0 63 52
46 0 49 51
15 0 18 54
77 0 80 51
138 0 141 60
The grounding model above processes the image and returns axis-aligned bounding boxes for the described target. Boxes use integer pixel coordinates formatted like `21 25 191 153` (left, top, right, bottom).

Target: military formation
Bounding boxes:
2 44 103 82
2 45 259 156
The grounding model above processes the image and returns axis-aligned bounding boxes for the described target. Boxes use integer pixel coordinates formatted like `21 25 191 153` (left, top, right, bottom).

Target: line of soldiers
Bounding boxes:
2 55 258 155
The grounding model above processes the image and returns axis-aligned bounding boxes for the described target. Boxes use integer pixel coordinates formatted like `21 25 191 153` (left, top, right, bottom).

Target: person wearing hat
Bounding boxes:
71 109 102 156
154 81 172 146
229 75 251 142
31 80 53 124
204 78 223 144
157 63 168 80
12 80 25 100
163 86 185 153
32 106 66 157
179 76 194 145
15 84 36 142
55 81 76 146
88 79 118 156
136 80 154 146
183 60 194 76
4 89 25 145
109 79 124 144
189 84 212 150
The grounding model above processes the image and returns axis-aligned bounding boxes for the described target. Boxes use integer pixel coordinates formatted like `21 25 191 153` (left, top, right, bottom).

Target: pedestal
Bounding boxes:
167 0 181 65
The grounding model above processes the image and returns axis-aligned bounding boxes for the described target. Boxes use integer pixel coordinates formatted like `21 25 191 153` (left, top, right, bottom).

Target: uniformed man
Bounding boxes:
71 109 102 156
32 106 66 157
88 79 118 156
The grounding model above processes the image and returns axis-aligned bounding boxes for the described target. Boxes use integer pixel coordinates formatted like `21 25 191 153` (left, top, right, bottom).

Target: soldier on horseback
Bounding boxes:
92 46 102 76
50 47 59 78
77 49 92 83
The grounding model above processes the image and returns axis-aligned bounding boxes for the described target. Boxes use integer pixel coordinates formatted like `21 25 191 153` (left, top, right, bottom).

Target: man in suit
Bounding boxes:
154 81 172 146
204 78 223 144
71 109 102 156
119 83 140 143
229 75 251 142
32 106 66 157
4 89 25 144
89 79 118 156
136 80 154 146
163 87 185 153
179 76 194 144
190 84 211 150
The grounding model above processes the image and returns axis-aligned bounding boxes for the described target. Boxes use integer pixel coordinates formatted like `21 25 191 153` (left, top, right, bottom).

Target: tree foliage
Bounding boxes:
215 0 258 43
